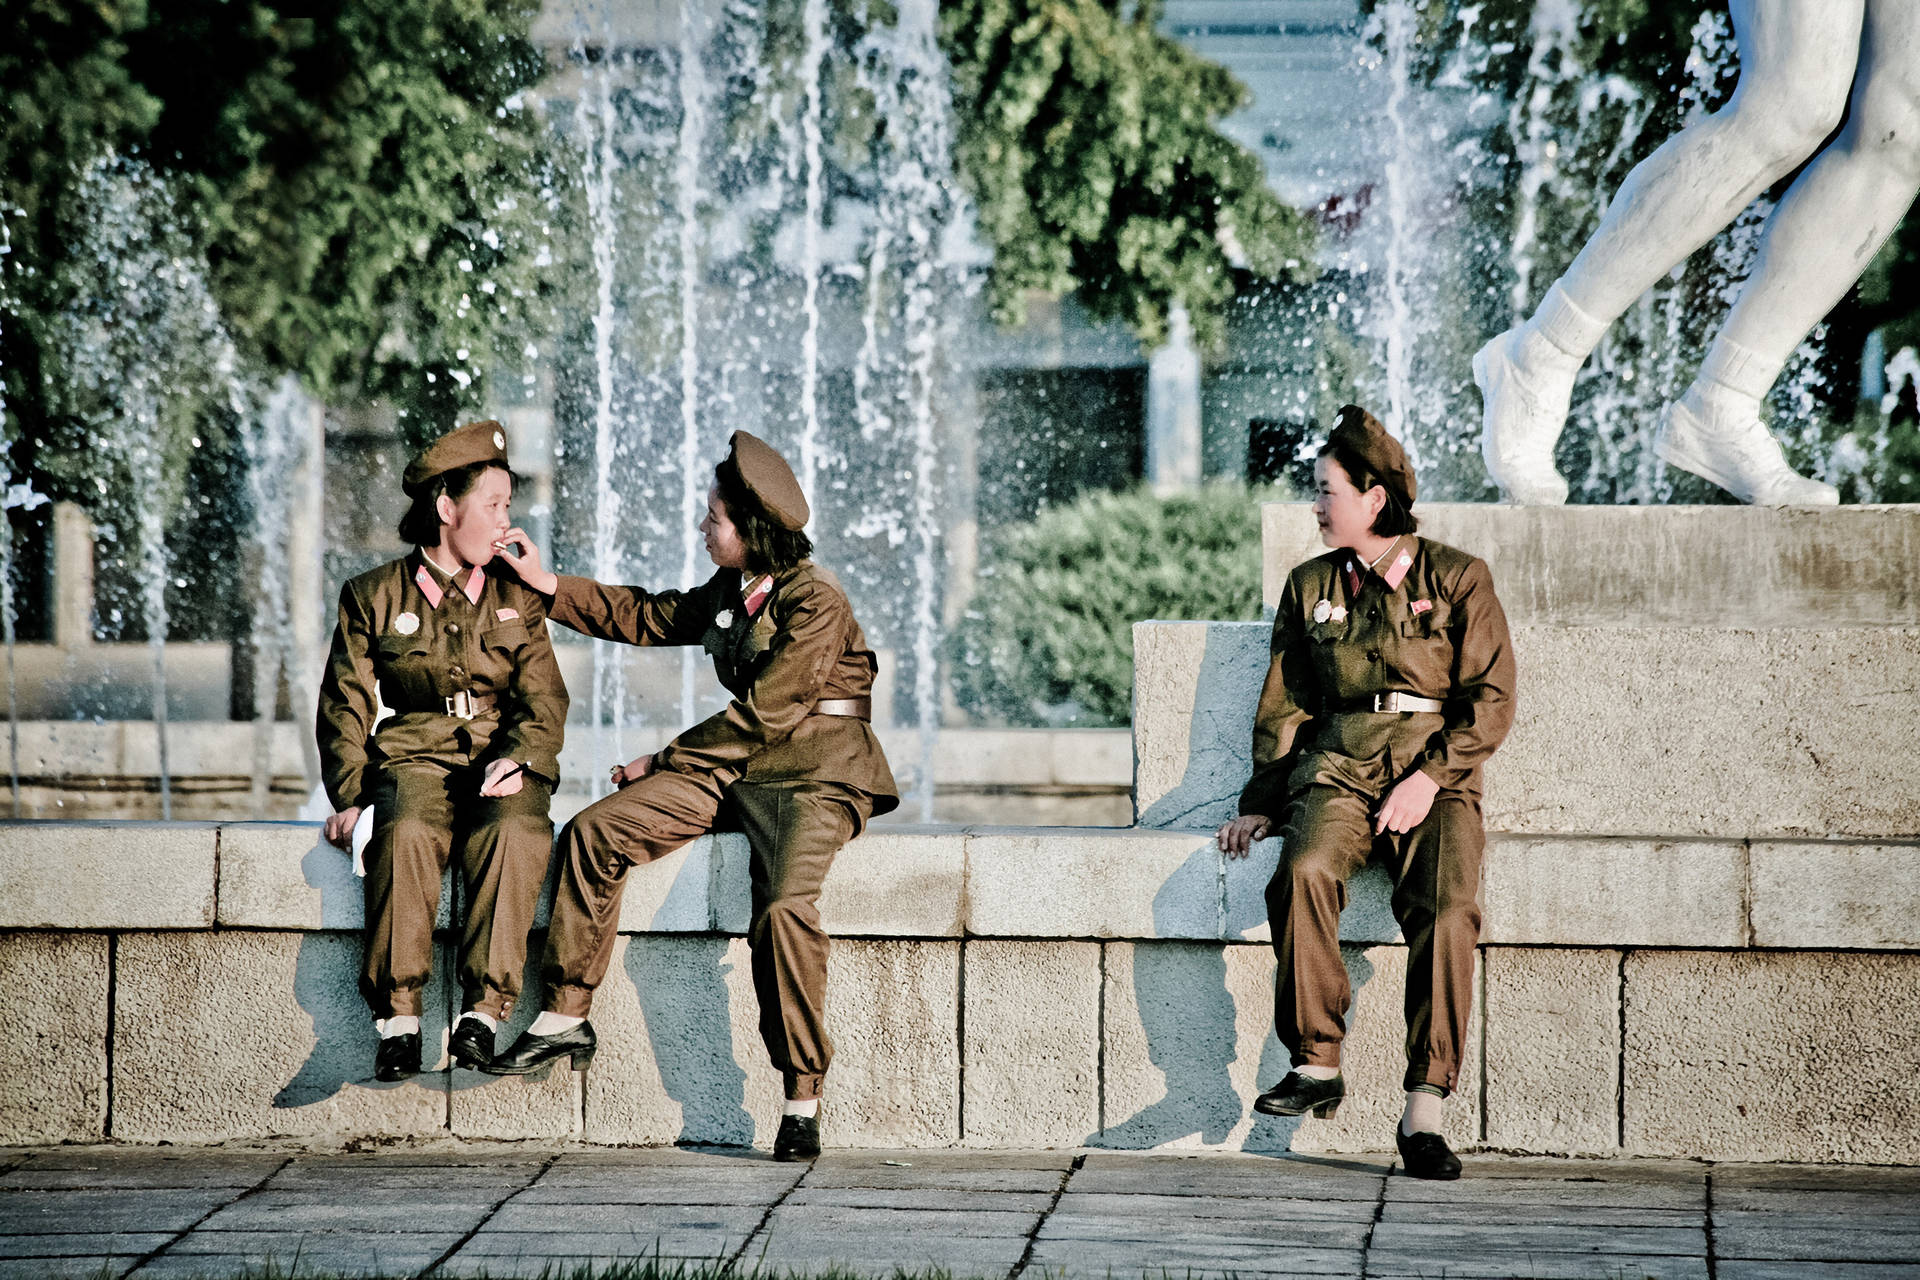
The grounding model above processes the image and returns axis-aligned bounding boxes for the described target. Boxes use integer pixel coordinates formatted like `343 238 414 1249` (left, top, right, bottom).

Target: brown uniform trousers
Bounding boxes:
317 553 569 1021
1242 537 1515 1095
538 564 898 1100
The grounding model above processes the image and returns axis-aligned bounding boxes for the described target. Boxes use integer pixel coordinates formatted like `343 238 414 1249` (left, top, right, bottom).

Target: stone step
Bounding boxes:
1262 503 1920 626
2 821 1915 1163
1131 619 1920 839
5 820 1912 952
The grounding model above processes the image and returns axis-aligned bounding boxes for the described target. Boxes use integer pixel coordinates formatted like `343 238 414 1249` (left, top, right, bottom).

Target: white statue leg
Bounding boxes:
1476 0 1863 503
1662 0 1920 504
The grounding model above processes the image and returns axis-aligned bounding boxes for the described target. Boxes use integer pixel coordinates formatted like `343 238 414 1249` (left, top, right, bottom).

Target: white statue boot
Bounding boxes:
1657 334 1838 506
1474 284 1607 504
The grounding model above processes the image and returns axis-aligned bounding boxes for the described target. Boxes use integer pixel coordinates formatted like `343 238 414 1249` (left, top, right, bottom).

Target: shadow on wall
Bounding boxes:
274 837 451 1110
1134 622 1266 831
626 935 753 1145
1090 830 1382 1154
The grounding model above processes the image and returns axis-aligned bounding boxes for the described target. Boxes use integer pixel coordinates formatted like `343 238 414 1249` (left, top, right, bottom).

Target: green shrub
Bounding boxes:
950 481 1284 727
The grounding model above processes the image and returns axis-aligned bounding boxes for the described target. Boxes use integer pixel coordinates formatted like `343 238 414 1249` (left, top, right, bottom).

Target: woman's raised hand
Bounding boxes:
492 527 558 595
1216 814 1272 858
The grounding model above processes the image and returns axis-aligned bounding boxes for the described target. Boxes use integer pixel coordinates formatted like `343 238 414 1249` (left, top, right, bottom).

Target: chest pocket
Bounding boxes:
480 622 530 654
377 634 432 662
1398 602 1453 638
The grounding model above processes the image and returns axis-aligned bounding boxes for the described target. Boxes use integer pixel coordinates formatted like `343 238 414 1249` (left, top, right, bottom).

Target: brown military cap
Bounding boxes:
403 420 511 496
726 430 810 531
1327 404 1416 505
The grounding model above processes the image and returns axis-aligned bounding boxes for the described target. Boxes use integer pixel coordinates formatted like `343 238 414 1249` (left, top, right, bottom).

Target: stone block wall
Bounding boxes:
3 820 1916 1164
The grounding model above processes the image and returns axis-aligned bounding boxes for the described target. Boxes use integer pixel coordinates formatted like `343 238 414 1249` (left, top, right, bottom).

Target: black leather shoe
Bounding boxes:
480 1022 596 1075
374 1033 422 1082
773 1113 822 1162
1396 1127 1463 1180
1252 1071 1344 1118
449 1018 496 1070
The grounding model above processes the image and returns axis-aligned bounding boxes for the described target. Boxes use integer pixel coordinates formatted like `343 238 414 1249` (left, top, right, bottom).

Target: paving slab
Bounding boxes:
1713 1213 1920 1263
782 1185 1055 1212
1025 1238 1365 1277
0 1260 139 1280
1 1150 285 1190
0 1188 236 1235
1717 1264 1920 1280
0 1232 172 1257
1069 1150 1390 1199
195 1191 500 1233
755 1203 1038 1238
134 1244 457 1279
1050 1190 1377 1223
802 1150 1073 1193
1364 1254 1710 1280
1039 1211 1371 1248
486 1200 767 1236
1367 1220 1707 1255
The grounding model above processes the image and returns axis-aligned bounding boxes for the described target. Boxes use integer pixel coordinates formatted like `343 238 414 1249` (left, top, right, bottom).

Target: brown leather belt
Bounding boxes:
814 697 872 720
1331 692 1444 714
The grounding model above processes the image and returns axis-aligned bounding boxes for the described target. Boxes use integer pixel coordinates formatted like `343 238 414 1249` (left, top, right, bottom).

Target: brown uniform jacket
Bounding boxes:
1239 536 1515 820
317 552 570 812
549 561 900 813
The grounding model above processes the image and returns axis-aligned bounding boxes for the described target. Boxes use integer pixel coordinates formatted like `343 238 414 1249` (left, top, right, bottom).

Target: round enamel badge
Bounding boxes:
1313 599 1332 624
395 611 420 636
493 430 506 449
714 609 735 630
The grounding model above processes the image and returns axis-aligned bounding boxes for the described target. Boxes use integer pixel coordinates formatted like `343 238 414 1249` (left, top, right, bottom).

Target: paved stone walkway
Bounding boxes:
1 1144 1916 1279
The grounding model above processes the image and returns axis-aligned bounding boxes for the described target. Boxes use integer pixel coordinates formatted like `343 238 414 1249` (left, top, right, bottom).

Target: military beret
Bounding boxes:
1327 404 1416 506
403 420 511 497
725 430 810 531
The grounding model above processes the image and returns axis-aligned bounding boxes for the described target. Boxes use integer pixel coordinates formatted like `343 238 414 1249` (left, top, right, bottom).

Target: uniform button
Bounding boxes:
450 666 465 678
447 623 461 635
1369 608 1380 620
1366 649 1381 662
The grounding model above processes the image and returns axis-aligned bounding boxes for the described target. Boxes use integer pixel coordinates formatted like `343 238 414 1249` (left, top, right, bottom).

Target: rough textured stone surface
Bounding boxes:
1100 943 1478 1156
1624 951 1920 1163
1131 621 1268 832
216 823 458 932
1482 839 1747 946
449 944 580 1140
1264 502 1920 625
0 933 109 1143
1749 843 1920 948
1482 947 1621 1155
962 940 1100 1146
112 931 448 1142
819 827 963 937
965 828 1221 939
1 823 216 928
583 936 959 1149
613 836 719 933
1130 620 1920 838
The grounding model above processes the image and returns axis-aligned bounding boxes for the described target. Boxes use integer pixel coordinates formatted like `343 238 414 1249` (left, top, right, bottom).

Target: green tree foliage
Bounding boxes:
1 0 554 479
941 0 1319 348
950 482 1278 727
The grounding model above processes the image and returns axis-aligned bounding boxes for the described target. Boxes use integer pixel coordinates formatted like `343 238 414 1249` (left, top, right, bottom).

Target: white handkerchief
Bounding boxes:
351 805 376 878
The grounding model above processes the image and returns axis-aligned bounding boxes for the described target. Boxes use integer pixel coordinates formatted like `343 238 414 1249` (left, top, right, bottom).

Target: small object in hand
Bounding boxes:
492 538 522 556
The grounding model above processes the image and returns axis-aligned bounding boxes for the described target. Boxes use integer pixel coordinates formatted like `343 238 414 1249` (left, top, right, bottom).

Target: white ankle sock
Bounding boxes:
1524 282 1606 367
1695 333 1782 403
528 1011 583 1036
1401 1090 1444 1136
459 1011 500 1033
378 1016 420 1039
783 1098 820 1118
1295 1064 1340 1081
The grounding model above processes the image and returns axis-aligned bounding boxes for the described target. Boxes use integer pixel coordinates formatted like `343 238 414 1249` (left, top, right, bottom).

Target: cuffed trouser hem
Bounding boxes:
545 984 596 1018
366 988 426 1019
785 1071 826 1101
1403 1062 1456 1095
1293 1041 1343 1071
464 986 515 1020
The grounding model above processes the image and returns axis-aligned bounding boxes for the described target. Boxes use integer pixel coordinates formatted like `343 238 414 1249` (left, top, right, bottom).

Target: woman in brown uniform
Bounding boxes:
484 430 898 1162
1216 405 1515 1180
316 419 569 1082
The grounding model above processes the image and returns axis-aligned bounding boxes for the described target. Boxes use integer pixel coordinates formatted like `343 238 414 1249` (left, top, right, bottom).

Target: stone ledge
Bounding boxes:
0 822 217 929
10 822 1919 951
1132 619 1920 840
1262 502 1920 626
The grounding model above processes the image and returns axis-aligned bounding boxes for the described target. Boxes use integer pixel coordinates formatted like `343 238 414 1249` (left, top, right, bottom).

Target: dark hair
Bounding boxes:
1318 441 1419 537
397 462 517 547
713 457 813 575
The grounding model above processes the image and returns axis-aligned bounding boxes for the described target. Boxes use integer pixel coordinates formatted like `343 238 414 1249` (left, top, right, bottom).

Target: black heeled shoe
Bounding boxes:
1396 1126 1463 1180
449 1018 496 1071
773 1113 822 1162
480 1022 596 1075
1252 1071 1345 1118
374 1033 422 1082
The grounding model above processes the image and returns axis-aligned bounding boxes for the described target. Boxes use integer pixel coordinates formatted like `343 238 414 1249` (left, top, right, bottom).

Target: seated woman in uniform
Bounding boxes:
485 430 898 1163
1216 405 1516 1180
317 420 568 1082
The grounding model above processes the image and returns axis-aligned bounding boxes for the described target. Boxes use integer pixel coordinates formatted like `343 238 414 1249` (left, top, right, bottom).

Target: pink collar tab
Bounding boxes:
1381 548 1415 591
744 575 774 617
414 560 486 608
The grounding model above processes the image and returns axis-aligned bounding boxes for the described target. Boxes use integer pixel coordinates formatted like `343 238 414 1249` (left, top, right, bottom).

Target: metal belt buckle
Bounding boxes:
445 691 476 720
1370 692 1392 713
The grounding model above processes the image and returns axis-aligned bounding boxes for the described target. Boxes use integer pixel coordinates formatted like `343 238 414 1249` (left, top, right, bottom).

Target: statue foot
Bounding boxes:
1656 397 1839 506
1473 327 1573 505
